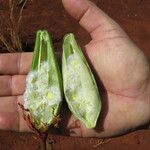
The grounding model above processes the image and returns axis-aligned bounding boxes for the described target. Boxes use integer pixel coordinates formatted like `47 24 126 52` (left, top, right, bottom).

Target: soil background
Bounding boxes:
0 0 150 150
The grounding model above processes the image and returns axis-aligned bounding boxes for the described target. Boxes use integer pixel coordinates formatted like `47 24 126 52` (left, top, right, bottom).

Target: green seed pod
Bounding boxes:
62 33 102 128
24 30 63 133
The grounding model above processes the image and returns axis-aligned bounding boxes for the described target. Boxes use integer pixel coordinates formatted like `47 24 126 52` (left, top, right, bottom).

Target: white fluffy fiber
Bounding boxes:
24 62 61 119
66 54 95 117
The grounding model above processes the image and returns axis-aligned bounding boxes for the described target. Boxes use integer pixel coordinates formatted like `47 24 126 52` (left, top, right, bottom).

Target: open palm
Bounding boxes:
0 0 149 137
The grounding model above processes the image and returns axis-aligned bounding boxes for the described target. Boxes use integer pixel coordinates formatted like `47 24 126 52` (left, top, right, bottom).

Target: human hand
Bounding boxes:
62 0 150 137
0 0 149 138
0 53 32 132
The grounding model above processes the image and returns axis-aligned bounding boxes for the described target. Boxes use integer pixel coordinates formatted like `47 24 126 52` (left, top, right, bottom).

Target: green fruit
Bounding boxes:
62 33 102 128
24 30 63 132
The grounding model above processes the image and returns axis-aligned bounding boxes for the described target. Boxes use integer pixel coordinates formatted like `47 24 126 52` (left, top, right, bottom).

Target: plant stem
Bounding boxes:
39 133 47 150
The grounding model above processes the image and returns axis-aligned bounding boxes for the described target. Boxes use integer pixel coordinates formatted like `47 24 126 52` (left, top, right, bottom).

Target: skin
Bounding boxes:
0 0 149 137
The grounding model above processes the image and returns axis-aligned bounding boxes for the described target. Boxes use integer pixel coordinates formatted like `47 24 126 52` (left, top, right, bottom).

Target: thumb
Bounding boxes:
62 0 149 98
62 0 126 40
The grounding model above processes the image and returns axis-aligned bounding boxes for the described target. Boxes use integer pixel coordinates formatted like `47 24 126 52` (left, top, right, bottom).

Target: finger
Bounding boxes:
0 52 32 75
62 0 126 40
17 95 31 132
0 96 30 132
0 96 17 112
0 96 18 130
0 112 19 130
0 75 26 96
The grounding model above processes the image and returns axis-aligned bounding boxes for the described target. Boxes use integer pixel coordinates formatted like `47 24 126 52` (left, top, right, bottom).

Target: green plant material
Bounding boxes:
62 33 102 128
23 30 63 133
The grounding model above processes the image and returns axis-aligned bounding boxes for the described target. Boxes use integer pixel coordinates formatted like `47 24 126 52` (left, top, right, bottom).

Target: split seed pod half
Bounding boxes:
62 33 102 128
23 30 63 133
